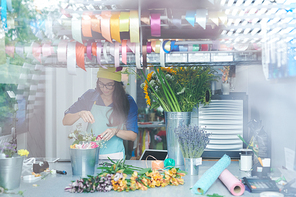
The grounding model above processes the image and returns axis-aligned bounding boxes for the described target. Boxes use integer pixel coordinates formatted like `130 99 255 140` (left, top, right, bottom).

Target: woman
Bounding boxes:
63 67 138 159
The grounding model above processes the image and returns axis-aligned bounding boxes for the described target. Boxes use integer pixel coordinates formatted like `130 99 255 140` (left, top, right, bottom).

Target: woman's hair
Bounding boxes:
96 79 130 129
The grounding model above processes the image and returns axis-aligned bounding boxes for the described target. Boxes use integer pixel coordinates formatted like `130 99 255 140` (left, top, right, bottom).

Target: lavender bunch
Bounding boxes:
0 142 17 158
65 174 112 193
174 123 211 158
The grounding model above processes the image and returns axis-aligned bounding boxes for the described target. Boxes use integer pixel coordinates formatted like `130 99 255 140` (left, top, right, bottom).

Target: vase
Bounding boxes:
165 112 191 167
70 147 99 177
222 83 230 95
0 156 24 190
184 157 202 175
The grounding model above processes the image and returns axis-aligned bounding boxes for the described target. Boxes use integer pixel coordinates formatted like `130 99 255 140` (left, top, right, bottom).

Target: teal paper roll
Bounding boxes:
191 154 231 195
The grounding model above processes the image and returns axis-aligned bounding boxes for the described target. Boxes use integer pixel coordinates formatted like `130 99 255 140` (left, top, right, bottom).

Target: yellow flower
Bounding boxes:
17 149 29 157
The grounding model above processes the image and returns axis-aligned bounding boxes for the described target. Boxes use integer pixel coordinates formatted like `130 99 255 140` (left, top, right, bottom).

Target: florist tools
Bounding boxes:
237 134 264 167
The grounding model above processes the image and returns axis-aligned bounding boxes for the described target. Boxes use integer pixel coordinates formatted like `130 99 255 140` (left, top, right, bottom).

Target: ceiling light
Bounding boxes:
227 19 234 26
249 8 257 15
241 20 248 26
257 8 267 15
232 9 238 16
239 10 245 16
228 0 234 6
252 18 259 25
236 0 243 6
243 28 251 34
220 0 226 6
251 28 260 35
244 0 253 6
254 0 263 6
235 28 243 34
234 19 241 26
266 8 278 15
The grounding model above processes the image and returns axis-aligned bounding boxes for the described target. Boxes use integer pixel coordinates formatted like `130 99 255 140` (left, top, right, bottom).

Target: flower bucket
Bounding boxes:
165 112 191 166
0 156 24 190
70 147 99 177
184 157 202 175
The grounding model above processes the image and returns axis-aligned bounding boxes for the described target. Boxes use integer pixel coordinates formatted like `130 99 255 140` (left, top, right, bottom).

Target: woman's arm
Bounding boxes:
100 128 137 141
63 111 95 126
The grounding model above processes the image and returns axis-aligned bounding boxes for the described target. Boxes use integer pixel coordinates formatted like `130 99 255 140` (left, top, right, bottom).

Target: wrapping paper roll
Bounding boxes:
219 169 245 196
191 154 231 195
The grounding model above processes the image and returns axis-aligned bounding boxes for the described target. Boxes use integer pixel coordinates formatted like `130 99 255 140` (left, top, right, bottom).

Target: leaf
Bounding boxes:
138 168 151 175
207 193 224 197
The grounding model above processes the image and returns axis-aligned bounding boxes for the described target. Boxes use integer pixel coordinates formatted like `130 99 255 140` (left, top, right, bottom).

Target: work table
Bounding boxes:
5 160 277 197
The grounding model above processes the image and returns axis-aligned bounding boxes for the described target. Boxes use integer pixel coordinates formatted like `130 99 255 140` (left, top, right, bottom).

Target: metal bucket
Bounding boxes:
70 147 99 177
184 157 202 175
165 112 191 166
0 156 24 190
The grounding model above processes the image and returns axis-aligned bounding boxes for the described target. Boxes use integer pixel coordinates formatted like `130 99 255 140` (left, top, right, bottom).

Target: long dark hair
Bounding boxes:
96 79 130 129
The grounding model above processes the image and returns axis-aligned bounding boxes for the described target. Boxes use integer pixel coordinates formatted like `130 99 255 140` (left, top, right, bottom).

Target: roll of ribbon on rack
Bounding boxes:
191 154 231 195
82 15 92 38
72 17 83 44
67 42 77 75
75 42 86 71
121 39 127 65
129 10 139 43
119 12 129 32
91 15 101 33
110 12 121 43
146 42 152 53
218 169 245 196
86 41 92 60
101 11 112 43
57 41 67 62
150 13 161 37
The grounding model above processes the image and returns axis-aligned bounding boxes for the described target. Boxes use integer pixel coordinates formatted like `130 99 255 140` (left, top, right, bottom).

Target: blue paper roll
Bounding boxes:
191 154 231 195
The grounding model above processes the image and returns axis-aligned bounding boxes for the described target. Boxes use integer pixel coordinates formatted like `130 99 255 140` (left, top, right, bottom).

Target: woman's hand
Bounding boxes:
100 128 118 141
78 111 95 124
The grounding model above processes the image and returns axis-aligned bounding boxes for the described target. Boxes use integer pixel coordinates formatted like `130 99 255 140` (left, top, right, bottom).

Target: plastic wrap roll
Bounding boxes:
219 169 245 196
191 154 231 195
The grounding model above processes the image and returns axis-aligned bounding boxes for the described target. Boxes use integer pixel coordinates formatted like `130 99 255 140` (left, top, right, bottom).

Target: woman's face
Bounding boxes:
98 78 115 97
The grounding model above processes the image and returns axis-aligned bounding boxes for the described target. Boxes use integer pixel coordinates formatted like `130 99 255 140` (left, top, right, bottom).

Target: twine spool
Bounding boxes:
145 155 164 170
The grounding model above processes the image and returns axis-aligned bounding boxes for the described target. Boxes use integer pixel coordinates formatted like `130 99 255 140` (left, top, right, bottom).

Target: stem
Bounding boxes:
153 68 176 111
158 68 181 112
140 70 170 111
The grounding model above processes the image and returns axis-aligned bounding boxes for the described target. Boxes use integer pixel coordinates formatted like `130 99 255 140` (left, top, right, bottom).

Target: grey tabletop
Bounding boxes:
6 160 265 197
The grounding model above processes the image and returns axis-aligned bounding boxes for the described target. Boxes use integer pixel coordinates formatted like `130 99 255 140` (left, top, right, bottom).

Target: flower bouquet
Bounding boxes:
141 66 218 112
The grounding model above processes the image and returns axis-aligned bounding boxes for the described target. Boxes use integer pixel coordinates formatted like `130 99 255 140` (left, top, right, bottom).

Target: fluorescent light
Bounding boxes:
257 8 267 15
227 31 233 36
254 0 263 5
236 0 243 6
225 9 231 15
252 18 259 25
241 20 248 26
235 28 243 34
243 28 251 34
249 8 257 15
266 8 278 15
221 30 227 35
239 10 245 16
234 19 241 26
227 19 234 26
251 28 260 35
220 0 226 6
244 0 253 6
228 0 234 6
232 9 239 16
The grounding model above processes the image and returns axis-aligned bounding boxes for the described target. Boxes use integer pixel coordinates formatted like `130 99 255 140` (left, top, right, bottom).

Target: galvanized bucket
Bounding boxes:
70 147 99 177
184 157 202 175
165 112 191 166
0 156 24 190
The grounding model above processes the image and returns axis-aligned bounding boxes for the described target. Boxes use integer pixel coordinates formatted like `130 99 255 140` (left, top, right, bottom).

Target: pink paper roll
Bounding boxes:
218 169 245 196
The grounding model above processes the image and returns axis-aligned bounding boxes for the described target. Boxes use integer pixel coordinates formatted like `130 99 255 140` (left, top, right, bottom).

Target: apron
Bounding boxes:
86 103 125 160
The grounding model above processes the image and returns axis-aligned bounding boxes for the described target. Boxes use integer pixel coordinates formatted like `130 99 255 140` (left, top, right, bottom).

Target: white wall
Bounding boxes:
234 65 296 168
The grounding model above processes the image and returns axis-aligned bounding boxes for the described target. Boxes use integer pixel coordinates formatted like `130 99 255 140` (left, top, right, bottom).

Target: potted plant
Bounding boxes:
174 123 211 175
0 142 29 190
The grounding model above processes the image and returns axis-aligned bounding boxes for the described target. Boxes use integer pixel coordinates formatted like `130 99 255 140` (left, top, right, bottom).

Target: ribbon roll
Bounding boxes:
155 41 161 53
1 0 8 32
92 42 97 56
150 13 161 37
42 43 52 57
72 17 83 44
127 40 135 53
146 42 152 53
191 154 231 195
110 12 121 43
208 11 219 27
121 39 127 65
76 42 86 71
5 45 14 58
218 169 245 196
201 44 208 51
151 40 156 52
135 43 141 69
188 44 193 52
101 11 112 43
32 42 42 63
82 15 92 38
96 42 106 68
179 45 188 51
57 41 67 62
119 12 130 32
141 11 150 25
171 10 182 29
162 40 171 53
103 41 110 62
114 42 120 68
196 9 208 29
159 41 165 67
129 10 139 43
152 160 164 170
67 42 76 75
193 44 200 51
86 41 92 60
185 10 196 27
91 15 101 33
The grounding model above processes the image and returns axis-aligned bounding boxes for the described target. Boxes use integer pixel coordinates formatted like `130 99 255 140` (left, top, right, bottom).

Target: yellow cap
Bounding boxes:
97 67 121 82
